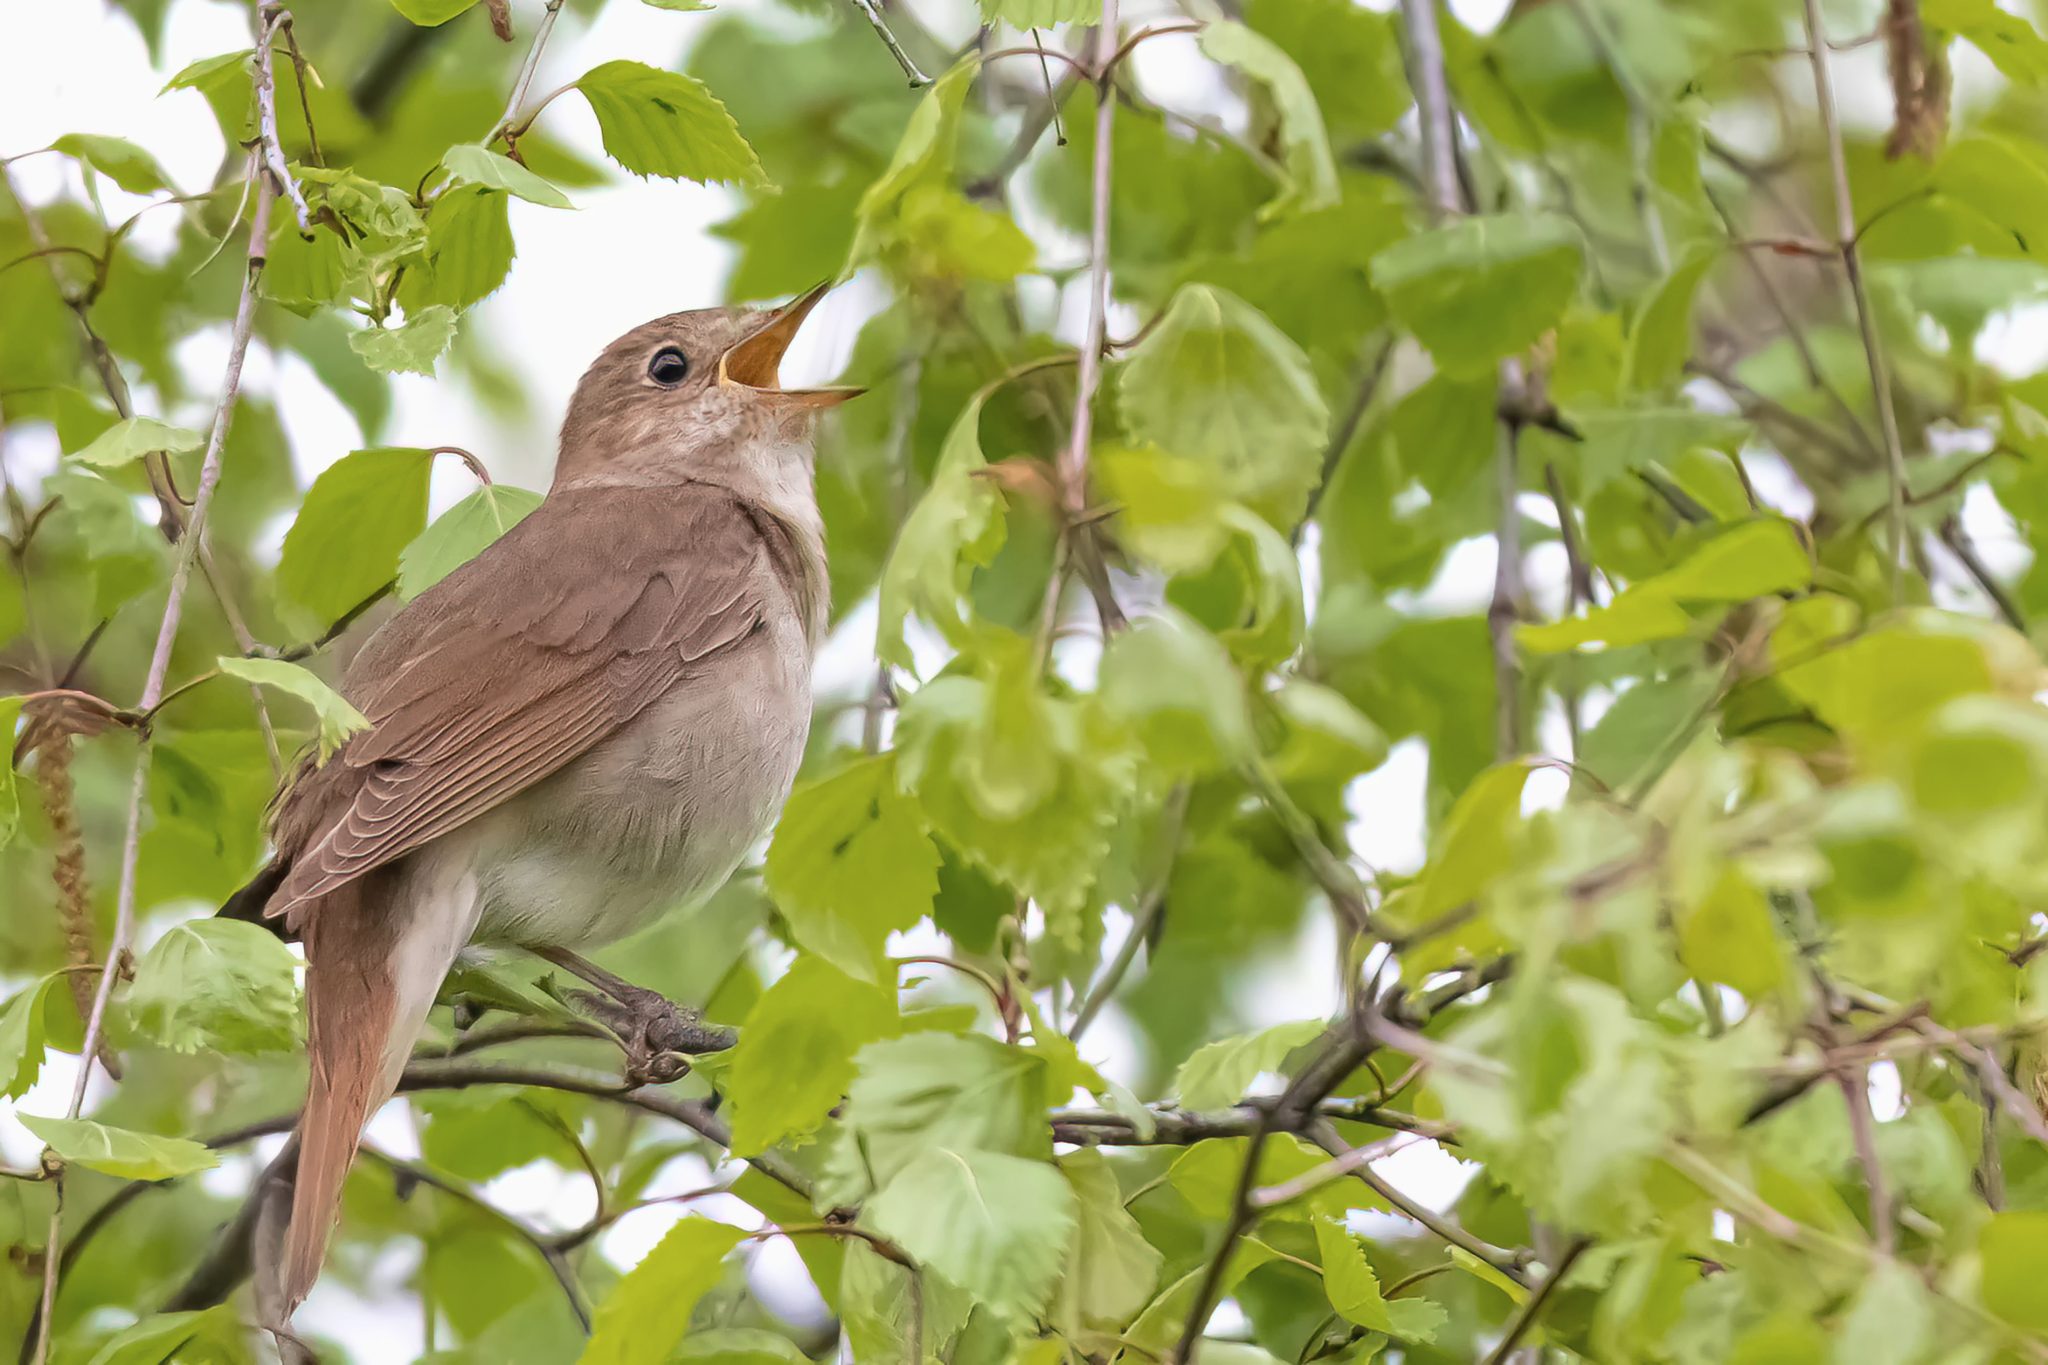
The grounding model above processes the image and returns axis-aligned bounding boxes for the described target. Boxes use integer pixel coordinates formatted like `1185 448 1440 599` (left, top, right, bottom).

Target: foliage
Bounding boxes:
8 0 2048 1362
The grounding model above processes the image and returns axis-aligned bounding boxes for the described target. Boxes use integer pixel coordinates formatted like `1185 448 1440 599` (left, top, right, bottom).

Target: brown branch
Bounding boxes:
1836 1068 1895 1254
1058 5 1120 522
1883 0 1948 161
1803 0 1913 602
1938 514 2025 632
1478 1237 1589 1364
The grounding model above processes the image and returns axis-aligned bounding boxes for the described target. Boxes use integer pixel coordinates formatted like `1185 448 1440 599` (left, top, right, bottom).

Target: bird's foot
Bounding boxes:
565 983 736 1086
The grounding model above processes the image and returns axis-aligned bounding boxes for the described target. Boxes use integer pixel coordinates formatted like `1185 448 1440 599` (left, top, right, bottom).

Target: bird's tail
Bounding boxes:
280 872 471 1314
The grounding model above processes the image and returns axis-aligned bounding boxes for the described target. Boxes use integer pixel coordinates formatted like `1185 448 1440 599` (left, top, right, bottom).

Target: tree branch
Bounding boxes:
1802 0 1913 602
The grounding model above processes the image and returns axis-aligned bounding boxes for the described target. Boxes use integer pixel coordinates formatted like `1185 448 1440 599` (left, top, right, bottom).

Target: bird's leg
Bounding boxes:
532 946 736 1083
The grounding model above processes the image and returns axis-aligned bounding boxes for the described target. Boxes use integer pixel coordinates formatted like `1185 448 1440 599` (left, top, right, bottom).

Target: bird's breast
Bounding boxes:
468 611 814 949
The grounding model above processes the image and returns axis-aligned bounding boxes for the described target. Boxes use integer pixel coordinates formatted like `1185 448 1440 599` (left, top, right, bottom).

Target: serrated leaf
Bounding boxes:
725 956 899 1154
875 393 1005 668
834 1032 1050 1199
1198 21 1339 219
215 656 368 758
851 58 979 268
0 974 57 1099
764 754 939 980
402 186 515 311
20 1114 217 1180
1098 611 1252 776
397 483 543 599
867 1148 1077 1318
123 918 300 1054
1370 214 1584 377
577 1217 748 1365
276 446 432 631
1052 1150 1161 1332
350 304 458 376
575 61 763 185
68 416 203 469
1174 1017 1325 1109
1313 1217 1444 1341
441 143 574 208
51 133 172 193
1118 285 1328 516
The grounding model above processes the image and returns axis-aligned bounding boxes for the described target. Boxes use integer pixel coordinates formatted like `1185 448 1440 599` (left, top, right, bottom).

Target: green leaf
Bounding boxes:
1244 0 1408 141
1118 285 1329 515
1175 1018 1325 1110
83 1308 245 1365
1520 519 1811 653
575 61 764 185
20 1115 217 1180
397 483 543 599
1924 0 2048 85
577 1217 748 1365
123 918 300 1054
1097 611 1252 776
725 955 899 1153
764 754 939 980
350 304 459 376
1052 1150 1160 1332
1313 1217 1444 1341
1833 1259 1935 1365
0 694 22 850
276 446 432 631
388 0 481 25
1416 760 1533 920
1096 446 1232 573
875 393 1005 668
68 416 203 469
215 656 369 758
1979 1210 2048 1331
1370 213 1584 377
402 186 515 311
833 1032 1050 1198
0 975 57 1099
866 1148 1077 1318
979 0 1097 24
643 0 717 9
1198 21 1340 219
441 143 575 207
51 134 172 193
852 59 980 268
1677 868 1784 998
1625 245 1714 392
673 1330 810 1362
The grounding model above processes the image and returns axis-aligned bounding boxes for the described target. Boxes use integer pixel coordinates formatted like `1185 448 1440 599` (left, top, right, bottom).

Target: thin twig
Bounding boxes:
1060 4 1119 521
488 0 566 152
31 119 281 1363
1836 1068 1895 1255
1802 0 1912 602
1938 514 2025 631
846 0 931 86
253 5 312 234
1479 1238 1590 1365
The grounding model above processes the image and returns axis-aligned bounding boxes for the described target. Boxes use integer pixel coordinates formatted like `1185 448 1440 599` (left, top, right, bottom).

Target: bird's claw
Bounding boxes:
565 985 734 1086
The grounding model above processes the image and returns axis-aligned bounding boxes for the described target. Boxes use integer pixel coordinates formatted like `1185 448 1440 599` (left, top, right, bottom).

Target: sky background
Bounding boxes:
0 0 2028 1355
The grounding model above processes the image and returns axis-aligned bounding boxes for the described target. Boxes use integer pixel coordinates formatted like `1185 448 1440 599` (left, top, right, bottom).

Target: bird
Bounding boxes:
221 283 857 1316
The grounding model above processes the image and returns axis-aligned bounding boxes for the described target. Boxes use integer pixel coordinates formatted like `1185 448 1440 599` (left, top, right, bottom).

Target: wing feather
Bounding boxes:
265 482 774 924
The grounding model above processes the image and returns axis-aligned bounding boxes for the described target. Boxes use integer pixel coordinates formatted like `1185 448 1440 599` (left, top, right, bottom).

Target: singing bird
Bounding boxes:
224 285 855 1314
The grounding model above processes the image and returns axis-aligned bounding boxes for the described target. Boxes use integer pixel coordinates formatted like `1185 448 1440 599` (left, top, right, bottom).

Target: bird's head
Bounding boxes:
553 282 860 493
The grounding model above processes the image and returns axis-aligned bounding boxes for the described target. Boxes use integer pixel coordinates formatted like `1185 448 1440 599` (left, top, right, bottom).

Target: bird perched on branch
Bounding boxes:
220 284 857 1319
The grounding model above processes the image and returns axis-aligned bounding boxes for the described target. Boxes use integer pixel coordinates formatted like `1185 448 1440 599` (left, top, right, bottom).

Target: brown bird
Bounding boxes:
224 285 856 1315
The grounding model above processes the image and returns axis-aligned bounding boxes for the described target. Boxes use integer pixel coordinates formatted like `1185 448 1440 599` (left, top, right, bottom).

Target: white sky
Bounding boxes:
0 0 2033 1356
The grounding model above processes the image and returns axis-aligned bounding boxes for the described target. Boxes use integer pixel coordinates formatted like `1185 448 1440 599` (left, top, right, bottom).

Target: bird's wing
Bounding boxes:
263 481 776 925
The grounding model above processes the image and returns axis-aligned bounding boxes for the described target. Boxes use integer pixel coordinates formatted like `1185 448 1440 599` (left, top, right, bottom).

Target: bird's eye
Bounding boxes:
648 347 690 387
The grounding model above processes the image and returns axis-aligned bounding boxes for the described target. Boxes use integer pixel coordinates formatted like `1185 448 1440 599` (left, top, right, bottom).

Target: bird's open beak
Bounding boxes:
718 281 865 408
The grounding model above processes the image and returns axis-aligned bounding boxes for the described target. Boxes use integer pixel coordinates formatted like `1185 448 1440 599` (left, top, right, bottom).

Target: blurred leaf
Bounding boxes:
51 134 171 193
1197 22 1339 219
20 1115 216 1180
1924 0 2048 84
577 1217 748 1365
124 918 300 1054
1173 1017 1323 1109
1119 284 1329 516
1098 611 1252 777
875 391 1005 667
1370 213 1584 377
1051 1149 1161 1333
67 416 201 469
389 0 481 23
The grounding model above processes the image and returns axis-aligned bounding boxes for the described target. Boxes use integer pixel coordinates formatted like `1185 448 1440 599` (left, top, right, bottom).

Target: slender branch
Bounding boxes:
253 4 313 234
1478 1238 1590 1365
1836 1069 1895 1255
31 113 281 1361
1802 0 1912 603
1249 1131 1430 1210
487 0 566 153
847 0 931 86
1058 4 1119 521
1938 514 2025 632
1070 785 1189 1040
